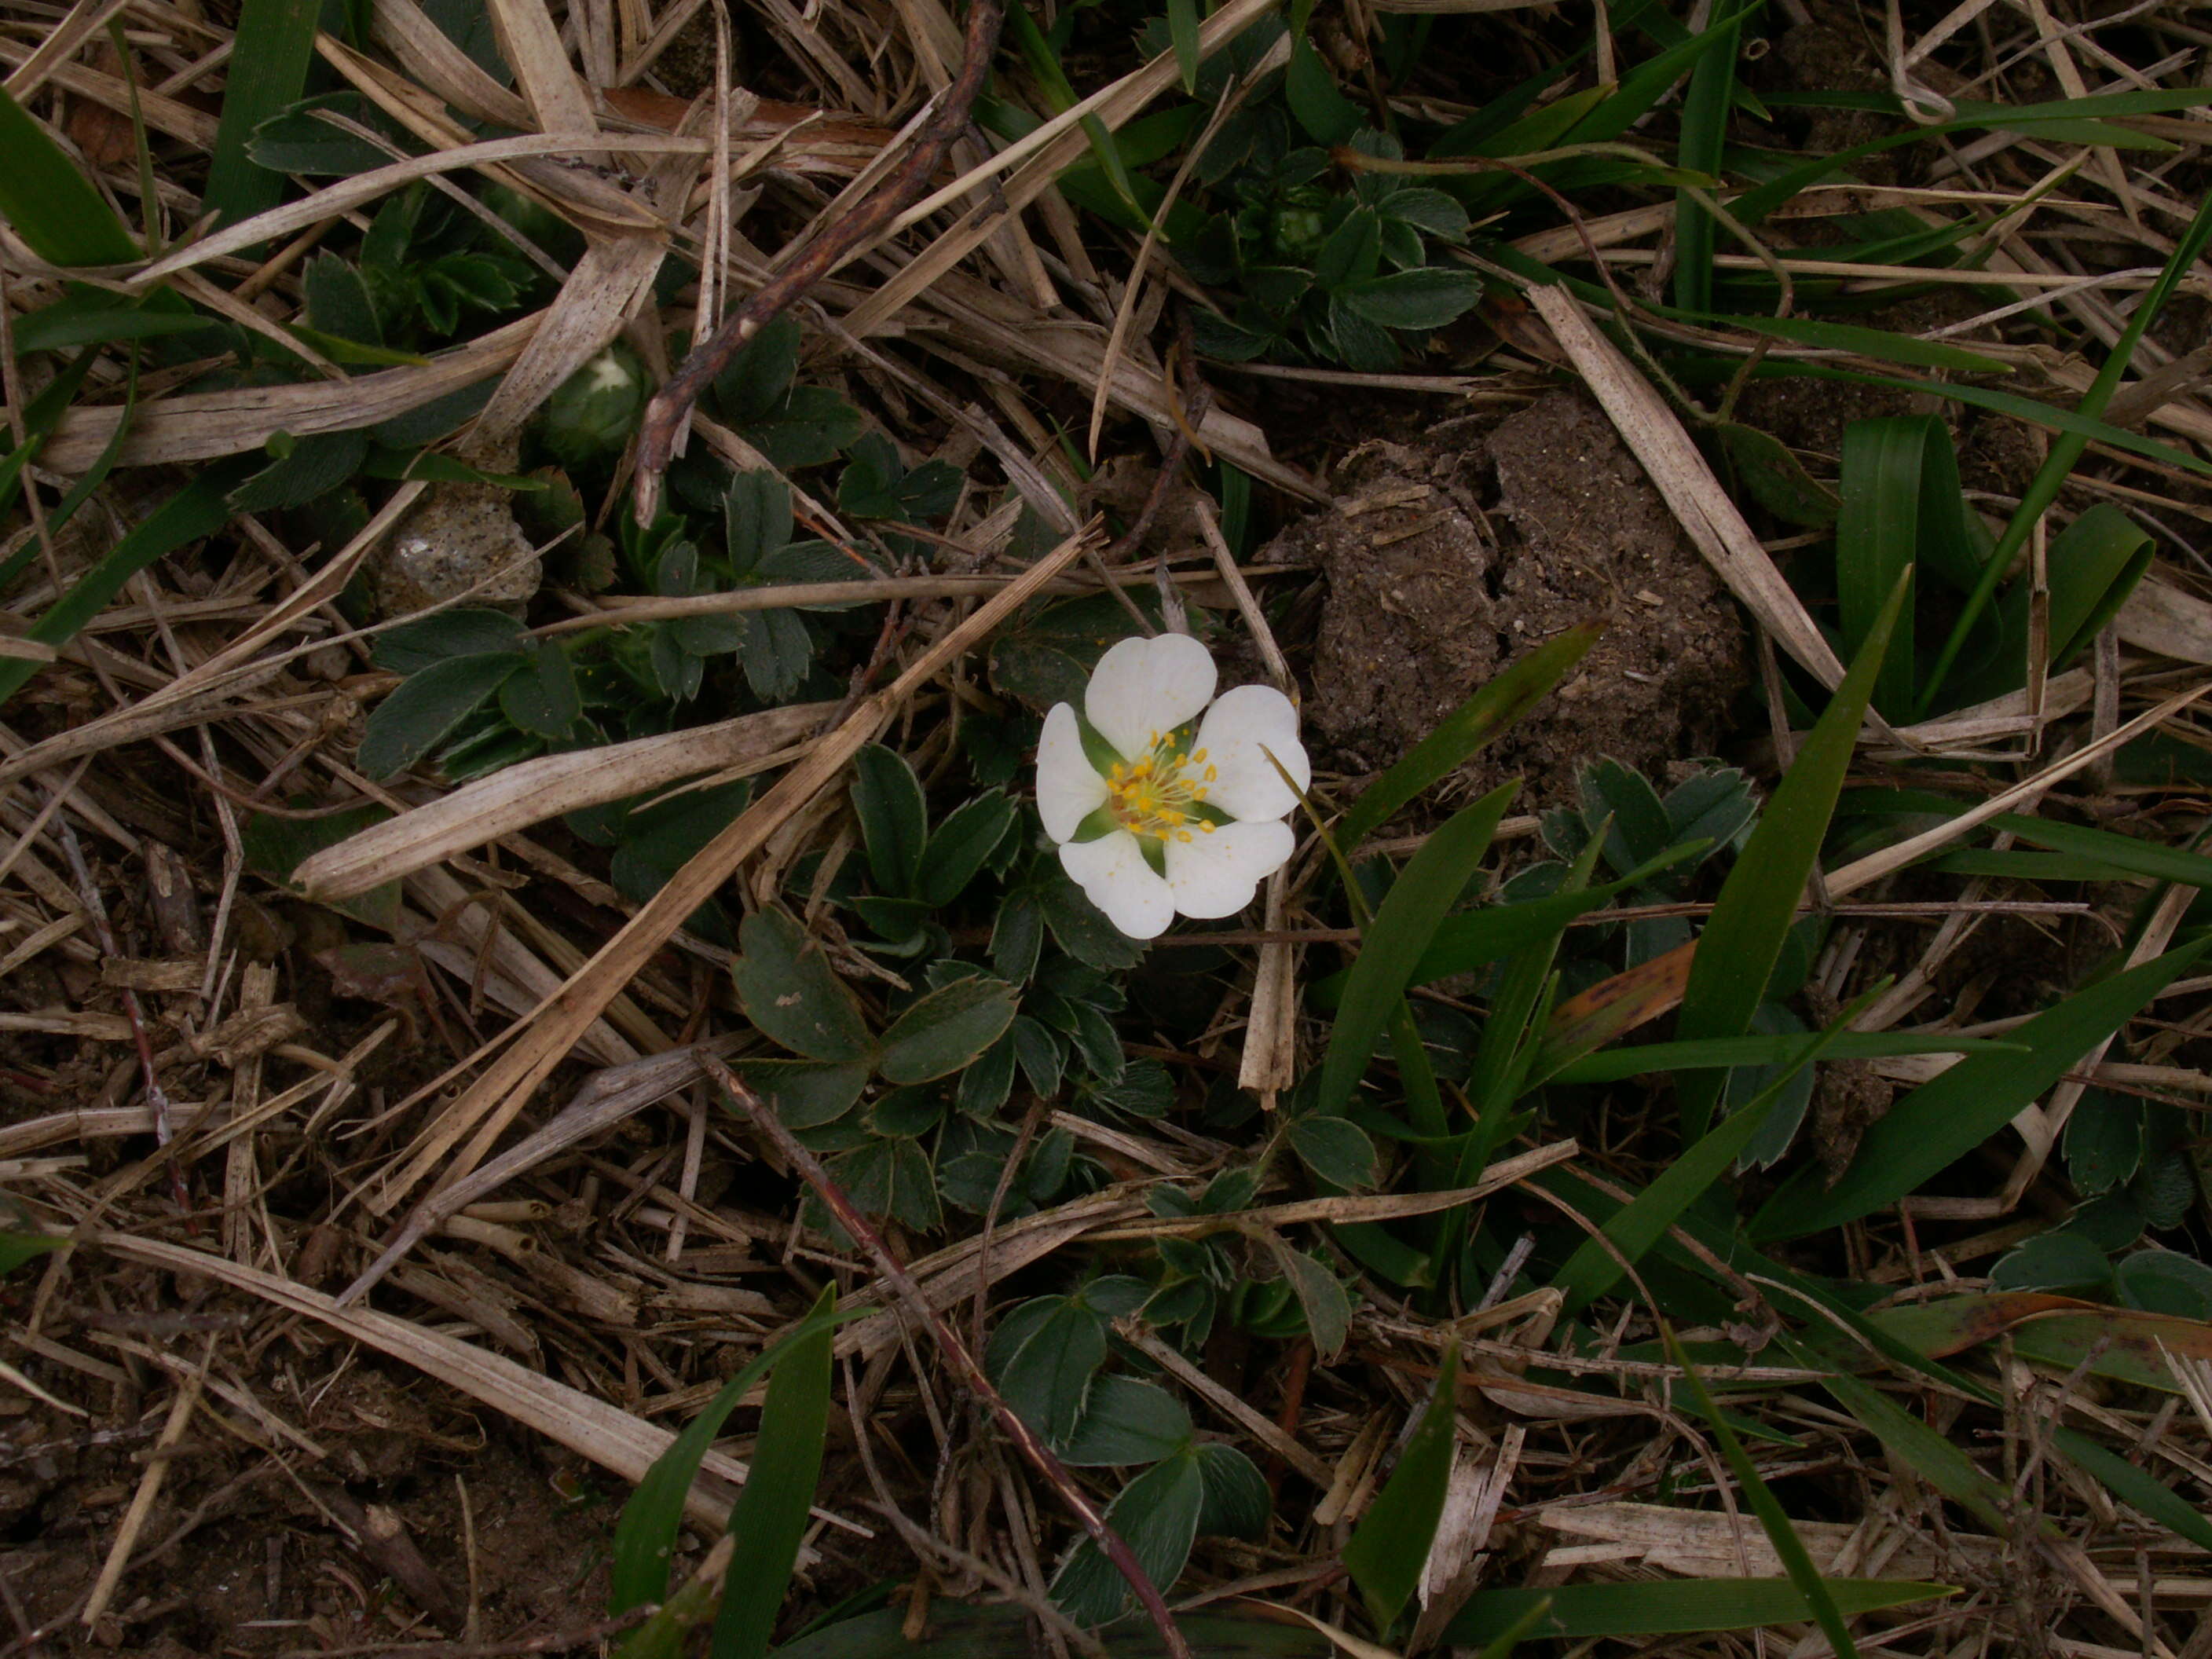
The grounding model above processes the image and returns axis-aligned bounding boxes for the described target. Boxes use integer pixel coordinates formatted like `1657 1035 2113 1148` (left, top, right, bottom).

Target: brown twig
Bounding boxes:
632 0 1006 522
699 1053 1193 1659
57 819 188 1214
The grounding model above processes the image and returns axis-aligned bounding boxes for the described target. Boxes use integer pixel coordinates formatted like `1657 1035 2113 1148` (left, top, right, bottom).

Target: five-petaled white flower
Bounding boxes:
1035 633 1309 940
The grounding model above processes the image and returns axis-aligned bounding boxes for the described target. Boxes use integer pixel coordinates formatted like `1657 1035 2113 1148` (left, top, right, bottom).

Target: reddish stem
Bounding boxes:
701 1054 1192 1659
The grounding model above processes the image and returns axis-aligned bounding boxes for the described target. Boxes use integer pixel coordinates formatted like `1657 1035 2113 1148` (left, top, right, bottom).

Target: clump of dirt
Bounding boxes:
1282 391 1749 805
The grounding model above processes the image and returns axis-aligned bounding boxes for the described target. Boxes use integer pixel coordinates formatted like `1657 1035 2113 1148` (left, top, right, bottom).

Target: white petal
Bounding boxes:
1193 684 1310 822
1085 634 1217 762
1060 831 1174 939
1164 819 1294 919
1036 703 1108 843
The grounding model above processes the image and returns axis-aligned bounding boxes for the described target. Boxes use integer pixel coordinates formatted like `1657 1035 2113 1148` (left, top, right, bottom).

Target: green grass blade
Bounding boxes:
1341 1343 1458 1632
1306 845 1707 1007
1315 782 1518 1123
201 0 324 231
1466 832 1602 1126
1750 936 2212 1242
1546 1029 2020 1084
0 361 139 595
1835 419 1936 714
2051 1428 2212 1555
0 86 139 266
1335 624 1596 852
1673 569 1908 1141
0 349 97 526
709 1286 837 1659
1663 1327 1862 1659
1920 189 2212 712
1471 1595 1554 1659
1446 1579 1953 1643
1732 89 2212 223
1818 1372 2011 1533
1671 0 1743 315
1718 315 2010 373
609 1295 853 1612
1168 0 1202 93
1553 1000 1872 1313
0 460 251 709
1988 814 2212 890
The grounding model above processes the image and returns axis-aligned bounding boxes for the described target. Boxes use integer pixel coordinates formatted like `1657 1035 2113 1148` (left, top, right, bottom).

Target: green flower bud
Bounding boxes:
538 342 650 470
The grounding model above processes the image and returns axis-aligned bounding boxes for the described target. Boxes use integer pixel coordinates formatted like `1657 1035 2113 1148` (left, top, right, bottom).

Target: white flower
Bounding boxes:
1035 633 1309 940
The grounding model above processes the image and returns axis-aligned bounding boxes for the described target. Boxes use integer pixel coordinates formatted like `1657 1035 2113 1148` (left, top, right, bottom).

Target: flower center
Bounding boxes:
1105 731 1220 844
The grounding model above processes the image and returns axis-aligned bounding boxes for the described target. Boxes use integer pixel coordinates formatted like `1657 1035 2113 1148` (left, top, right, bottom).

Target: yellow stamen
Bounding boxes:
1102 726 1219 844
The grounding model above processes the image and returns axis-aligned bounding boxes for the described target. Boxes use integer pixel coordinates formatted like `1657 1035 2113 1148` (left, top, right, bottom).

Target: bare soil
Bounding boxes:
1291 391 1750 806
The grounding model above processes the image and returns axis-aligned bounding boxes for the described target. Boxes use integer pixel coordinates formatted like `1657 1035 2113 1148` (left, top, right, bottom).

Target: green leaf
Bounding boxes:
1285 37 1361 145
1715 421 1840 528
0 85 139 266
917 794 1017 906
1336 627 1597 851
851 745 928 897
826 1137 941 1232
1665 1328 1862 1659
1988 1232 2114 1295
726 1058 868 1130
990 594 1155 711
1317 784 1518 1125
608 1292 851 1612
987 1292 1110 1445
303 252 382 346
1060 1376 1194 1466
712 315 801 423
709 1286 835 1659
1287 1115 1376 1191
1752 937 2212 1241
2115 1248 2212 1319
746 384 865 471
1037 876 1148 972
1052 1450 1205 1623
204 0 324 232
498 641 582 739
1195 1442 1270 1537
372 609 528 673
2064 1090 2144 1193
723 469 793 577
1341 1344 1458 1632
247 92 398 174
1273 1244 1352 1360
1446 1580 1953 1644
229 430 370 515
730 909 877 1064
1336 269 1485 331
357 654 522 778
242 802 401 932
877 977 1020 1084
1673 570 1908 1140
